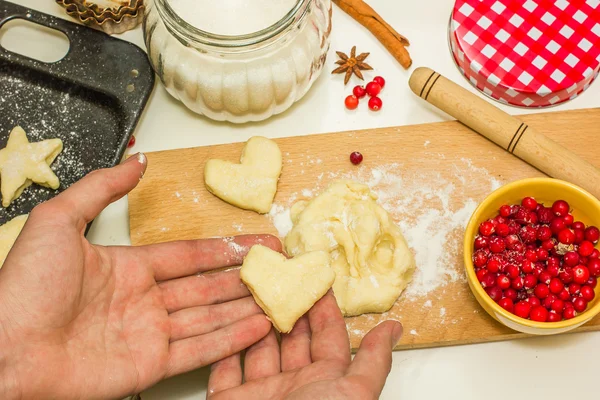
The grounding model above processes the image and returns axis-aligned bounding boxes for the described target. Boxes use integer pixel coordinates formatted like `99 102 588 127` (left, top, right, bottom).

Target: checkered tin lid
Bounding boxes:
450 0 600 107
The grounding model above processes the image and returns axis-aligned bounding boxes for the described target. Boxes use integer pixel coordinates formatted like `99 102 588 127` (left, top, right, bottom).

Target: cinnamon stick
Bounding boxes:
333 0 412 69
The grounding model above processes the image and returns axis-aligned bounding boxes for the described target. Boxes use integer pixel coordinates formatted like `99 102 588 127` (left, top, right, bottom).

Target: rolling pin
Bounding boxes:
408 67 600 200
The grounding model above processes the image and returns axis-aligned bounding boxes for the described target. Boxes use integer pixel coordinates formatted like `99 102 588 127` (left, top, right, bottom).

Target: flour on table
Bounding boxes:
268 204 293 237
410 329 418 335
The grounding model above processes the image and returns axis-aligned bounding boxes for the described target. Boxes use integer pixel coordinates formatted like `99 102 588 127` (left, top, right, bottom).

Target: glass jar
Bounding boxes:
143 0 332 123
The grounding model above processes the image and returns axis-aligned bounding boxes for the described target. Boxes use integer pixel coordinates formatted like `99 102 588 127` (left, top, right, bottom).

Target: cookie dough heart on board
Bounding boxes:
204 136 282 214
240 245 335 333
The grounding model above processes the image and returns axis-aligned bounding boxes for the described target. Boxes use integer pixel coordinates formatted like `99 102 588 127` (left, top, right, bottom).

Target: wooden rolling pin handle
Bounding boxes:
408 67 600 200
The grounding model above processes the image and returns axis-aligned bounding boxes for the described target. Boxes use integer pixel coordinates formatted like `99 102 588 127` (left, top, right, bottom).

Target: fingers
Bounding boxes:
280 316 312 371
139 235 282 281
243 329 281 382
169 296 262 341
39 153 146 229
160 268 249 313
308 291 351 364
345 321 402 395
166 314 271 378
207 353 242 399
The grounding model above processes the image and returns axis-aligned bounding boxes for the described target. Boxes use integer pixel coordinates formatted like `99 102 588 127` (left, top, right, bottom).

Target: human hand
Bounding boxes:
0 154 280 400
207 291 403 400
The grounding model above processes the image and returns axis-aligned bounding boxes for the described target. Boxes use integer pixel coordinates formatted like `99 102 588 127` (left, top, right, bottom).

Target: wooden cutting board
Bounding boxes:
129 108 600 350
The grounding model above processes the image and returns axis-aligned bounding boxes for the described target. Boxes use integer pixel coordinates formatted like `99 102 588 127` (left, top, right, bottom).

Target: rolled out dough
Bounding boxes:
240 245 335 333
285 181 415 316
204 136 282 214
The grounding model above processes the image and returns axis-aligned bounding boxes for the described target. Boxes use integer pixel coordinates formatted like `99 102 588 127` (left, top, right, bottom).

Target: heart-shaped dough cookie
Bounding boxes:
240 245 335 333
204 136 282 214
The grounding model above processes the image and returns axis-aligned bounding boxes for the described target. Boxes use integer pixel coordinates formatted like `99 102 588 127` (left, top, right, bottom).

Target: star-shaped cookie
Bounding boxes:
0 126 63 207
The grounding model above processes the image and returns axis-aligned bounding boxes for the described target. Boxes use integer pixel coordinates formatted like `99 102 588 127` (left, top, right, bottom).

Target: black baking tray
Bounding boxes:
0 0 154 226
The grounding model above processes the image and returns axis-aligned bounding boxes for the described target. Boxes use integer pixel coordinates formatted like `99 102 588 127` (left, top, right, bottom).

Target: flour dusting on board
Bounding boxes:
268 157 504 314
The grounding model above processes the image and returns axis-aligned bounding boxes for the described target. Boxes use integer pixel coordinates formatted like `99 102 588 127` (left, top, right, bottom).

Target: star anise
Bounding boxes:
331 46 373 85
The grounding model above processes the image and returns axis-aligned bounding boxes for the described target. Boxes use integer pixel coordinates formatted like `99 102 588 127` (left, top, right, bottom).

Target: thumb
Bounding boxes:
345 320 402 396
40 153 147 229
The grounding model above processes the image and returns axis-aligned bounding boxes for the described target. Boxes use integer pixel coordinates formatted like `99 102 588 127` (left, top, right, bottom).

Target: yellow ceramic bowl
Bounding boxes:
464 178 600 335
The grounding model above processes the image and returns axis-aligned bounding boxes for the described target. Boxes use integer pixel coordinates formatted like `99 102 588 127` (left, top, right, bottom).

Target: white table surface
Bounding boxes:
8 1 600 399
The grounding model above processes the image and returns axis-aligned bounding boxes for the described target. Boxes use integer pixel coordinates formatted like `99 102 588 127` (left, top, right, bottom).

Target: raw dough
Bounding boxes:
0 126 63 207
0 214 28 268
204 136 282 214
285 181 415 316
240 244 335 333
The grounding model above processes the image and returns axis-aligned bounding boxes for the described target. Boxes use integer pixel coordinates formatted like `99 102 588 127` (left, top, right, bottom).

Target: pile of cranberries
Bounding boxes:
345 76 385 111
473 197 599 322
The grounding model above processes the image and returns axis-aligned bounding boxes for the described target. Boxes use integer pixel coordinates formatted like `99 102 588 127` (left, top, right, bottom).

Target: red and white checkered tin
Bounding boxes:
450 0 600 107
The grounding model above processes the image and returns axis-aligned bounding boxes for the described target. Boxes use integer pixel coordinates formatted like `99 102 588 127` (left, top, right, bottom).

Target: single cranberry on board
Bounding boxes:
344 95 359 110
372 76 386 88
365 81 382 97
368 96 382 111
349 151 363 165
352 85 367 98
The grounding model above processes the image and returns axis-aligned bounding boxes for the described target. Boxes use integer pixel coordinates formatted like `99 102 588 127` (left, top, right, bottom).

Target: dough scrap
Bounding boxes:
0 214 28 268
0 126 63 207
240 245 335 333
204 136 282 214
285 181 415 316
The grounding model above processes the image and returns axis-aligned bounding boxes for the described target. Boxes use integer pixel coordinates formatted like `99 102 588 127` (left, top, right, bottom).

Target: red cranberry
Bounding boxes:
547 311 561 322
585 226 600 243
588 261 599 278
506 264 520 279
573 297 588 313
514 301 532 318
542 239 556 251
519 226 537 243
489 237 506 253
372 76 386 89
581 285 595 301
485 286 503 302
504 288 518 301
511 276 524 290
550 218 566 235
508 221 520 235
558 289 571 301
474 236 489 249
549 278 564 294
552 200 570 217
479 221 495 236
504 234 520 249
535 249 548 263
533 263 545 277
551 299 565 313
591 249 600 259
522 197 538 211
546 263 560 278
521 260 534 274
536 226 552 241
568 283 581 295
580 256 589 265
528 296 542 308
547 255 560 269
543 294 557 309
563 214 575 226
530 306 549 322
499 205 514 217
578 241 595 257
365 81 382 97
487 259 501 273
367 96 382 111
534 283 550 299
350 151 363 165
563 251 580 267
539 271 552 285
558 229 575 245
524 249 537 261
573 265 590 284
476 269 488 282
352 85 367 98
588 276 598 289
524 274 538 289
127 136 136 148
498 297 514 312
497 275 511 289
559 267 574 284
345 95 359 110
483 274 496 288
574 229 585 245
563 307 577 320
496 223 510 237
537 208 554 224
572 221 586 231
